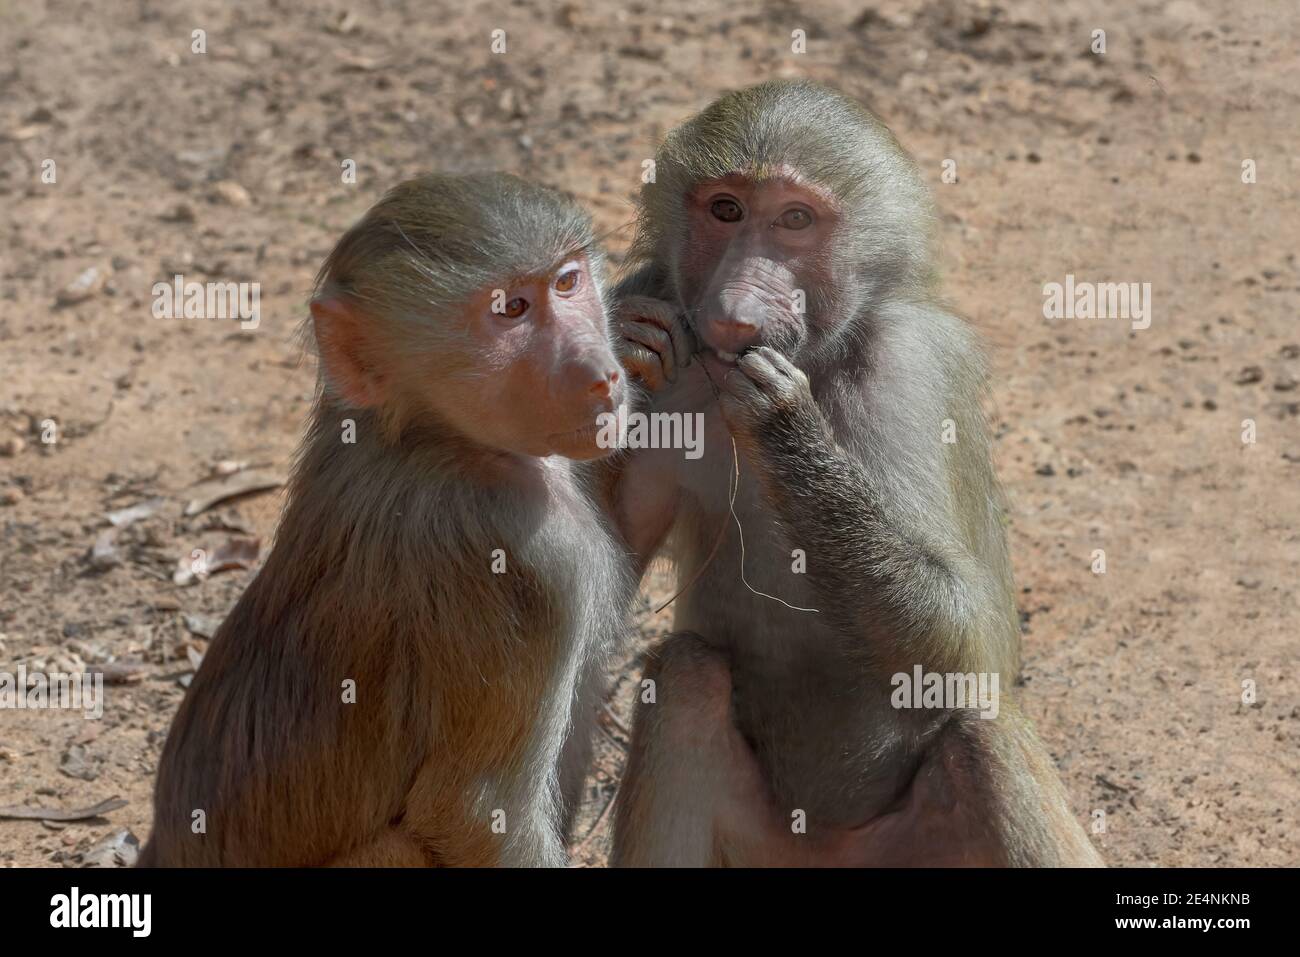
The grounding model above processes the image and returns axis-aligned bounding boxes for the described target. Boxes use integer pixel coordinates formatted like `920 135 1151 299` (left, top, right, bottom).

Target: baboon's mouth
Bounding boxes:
548 422 616 461
548 423 601 443
701 346 753 373
701 342 756 362
698 348 744 384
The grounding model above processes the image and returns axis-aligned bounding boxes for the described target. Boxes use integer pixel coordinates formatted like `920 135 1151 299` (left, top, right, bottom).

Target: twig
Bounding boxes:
0 796 127 822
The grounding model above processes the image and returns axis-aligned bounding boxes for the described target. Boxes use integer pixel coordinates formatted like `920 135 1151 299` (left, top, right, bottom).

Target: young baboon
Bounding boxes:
140 173 633 867
609 80 1103 866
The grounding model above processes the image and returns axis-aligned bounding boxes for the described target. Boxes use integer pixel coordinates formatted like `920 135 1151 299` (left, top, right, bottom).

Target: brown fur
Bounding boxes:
140 174 632 867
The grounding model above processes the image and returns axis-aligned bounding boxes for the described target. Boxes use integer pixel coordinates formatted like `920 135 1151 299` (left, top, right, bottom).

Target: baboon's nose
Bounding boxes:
587 367 620 398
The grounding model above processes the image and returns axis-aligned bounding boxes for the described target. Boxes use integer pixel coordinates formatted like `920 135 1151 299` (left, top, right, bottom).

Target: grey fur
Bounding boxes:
610 81 1100 866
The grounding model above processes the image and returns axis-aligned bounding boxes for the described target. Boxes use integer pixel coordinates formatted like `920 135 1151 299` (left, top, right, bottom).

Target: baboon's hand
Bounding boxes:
719 347 822 452
615 296 696 393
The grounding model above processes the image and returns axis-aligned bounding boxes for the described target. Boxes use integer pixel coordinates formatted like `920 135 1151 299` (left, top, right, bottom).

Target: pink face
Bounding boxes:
435 254 624 460
678 172 841 374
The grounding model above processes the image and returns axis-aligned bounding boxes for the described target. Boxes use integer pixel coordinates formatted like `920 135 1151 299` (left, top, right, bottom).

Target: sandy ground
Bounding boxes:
0 0 1296 868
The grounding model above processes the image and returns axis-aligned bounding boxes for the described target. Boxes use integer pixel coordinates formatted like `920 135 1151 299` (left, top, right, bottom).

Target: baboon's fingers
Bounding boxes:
621 319 677 382
623 296 696 370
754 346 806 387
619 341 668 392
666 313 697 370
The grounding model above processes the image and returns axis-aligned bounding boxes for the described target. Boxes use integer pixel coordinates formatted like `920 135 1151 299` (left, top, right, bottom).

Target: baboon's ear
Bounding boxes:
310 298 389 408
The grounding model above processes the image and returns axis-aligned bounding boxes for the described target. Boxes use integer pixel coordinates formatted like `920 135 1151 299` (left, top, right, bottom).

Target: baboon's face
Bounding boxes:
676 170 842 378
438 254 624 460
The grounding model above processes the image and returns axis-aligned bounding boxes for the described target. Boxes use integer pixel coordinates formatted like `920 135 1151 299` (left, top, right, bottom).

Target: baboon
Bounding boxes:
609 80 1102 866
140 173 633 867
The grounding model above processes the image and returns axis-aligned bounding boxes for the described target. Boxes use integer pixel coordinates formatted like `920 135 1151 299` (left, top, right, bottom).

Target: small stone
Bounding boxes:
59 744 99 781
160 202 196 223
211 181 253 207
0 436 24 457
327 10 359 34
56 267 102 305
89 528 122 570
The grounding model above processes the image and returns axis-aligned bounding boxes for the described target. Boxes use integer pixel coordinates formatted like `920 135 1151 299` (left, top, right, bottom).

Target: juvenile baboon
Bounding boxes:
609 80 1102 866
140 173 633 867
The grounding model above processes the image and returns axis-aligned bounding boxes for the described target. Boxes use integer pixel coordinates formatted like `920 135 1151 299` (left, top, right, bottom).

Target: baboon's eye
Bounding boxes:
777 207 813 230
502 297 529 319
710 197 744 223
554 269 581 293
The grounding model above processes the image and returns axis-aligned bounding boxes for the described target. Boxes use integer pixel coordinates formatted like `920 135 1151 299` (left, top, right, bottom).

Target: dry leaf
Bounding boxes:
183 468 285 516
172 536 260 585
81 829 140 868
105 497 164 527
98 662 149 685
181 612 222 638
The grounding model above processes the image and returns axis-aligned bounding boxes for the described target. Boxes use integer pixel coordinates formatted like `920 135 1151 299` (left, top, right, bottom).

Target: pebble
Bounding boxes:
55 267 102 305
211 181 253 207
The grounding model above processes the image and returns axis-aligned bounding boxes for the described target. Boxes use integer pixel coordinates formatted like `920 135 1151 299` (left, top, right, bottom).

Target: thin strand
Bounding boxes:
651 517 729 614
727 436 819 613
651 296 817 614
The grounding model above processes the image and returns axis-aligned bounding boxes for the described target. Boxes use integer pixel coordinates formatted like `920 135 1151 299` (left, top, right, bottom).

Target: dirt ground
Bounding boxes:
1 0 1296 868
